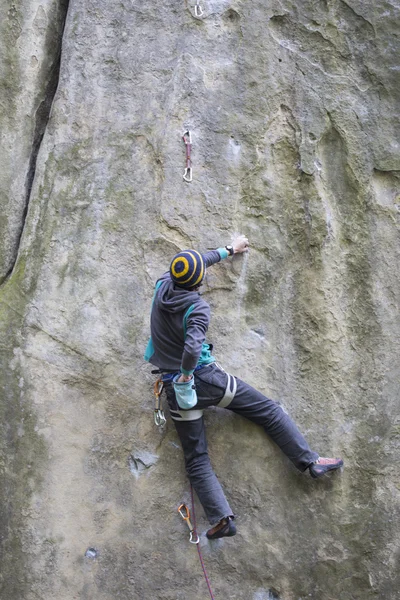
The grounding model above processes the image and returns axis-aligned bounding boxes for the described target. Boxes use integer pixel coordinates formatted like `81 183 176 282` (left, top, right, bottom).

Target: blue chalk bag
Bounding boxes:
173 374 198 410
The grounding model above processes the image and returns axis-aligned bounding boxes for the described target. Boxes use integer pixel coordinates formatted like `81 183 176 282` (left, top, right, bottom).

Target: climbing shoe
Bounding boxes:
206 517 236 540
309 457 344 479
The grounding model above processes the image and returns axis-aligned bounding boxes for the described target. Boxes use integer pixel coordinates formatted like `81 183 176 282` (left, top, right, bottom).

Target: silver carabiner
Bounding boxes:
189 530 200 544
182 130 192 145
154 409 166 427
195 1 203 17
183 167 193 183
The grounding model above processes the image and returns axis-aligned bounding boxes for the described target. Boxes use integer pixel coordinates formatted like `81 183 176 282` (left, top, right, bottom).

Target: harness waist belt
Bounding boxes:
217 373 237 408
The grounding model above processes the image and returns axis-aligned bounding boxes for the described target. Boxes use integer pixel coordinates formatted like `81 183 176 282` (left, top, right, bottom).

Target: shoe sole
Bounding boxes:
206 523 237 540
310 462 344 479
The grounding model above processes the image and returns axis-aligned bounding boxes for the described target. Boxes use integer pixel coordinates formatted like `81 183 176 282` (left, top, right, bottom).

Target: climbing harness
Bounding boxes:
178 503 199 544
182 130 193 182
195 0 204 17
153 379 167 427
217 372 237 408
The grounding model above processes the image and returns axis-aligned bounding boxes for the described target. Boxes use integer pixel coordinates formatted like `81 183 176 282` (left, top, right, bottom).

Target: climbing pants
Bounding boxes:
165 363 319 525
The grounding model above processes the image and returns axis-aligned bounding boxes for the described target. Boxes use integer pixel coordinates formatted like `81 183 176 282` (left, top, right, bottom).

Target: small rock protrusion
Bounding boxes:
85 547 98 559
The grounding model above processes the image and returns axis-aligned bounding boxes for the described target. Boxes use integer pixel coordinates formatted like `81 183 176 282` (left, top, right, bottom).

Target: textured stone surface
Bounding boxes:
0 0 69 281
1 1 399 599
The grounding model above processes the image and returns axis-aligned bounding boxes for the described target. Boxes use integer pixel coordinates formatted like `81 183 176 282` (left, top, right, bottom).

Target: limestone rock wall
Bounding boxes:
0 0 69 281
1 1 399 599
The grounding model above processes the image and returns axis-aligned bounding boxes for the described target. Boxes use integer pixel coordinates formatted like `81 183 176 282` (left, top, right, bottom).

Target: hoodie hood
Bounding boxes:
155 277 200 314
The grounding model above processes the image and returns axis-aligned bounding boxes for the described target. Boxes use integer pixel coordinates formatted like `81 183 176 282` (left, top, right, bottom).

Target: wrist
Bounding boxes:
217 247 230 260
180 374 192 382
180 367 194 380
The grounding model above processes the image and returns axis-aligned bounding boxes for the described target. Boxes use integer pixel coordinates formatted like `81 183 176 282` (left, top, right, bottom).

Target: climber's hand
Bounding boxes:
178 374 193 383
233 234 249 254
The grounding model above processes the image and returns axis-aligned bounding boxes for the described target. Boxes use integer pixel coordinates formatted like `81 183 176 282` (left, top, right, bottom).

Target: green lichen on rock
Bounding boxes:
0 1 23 121
0 258 49 598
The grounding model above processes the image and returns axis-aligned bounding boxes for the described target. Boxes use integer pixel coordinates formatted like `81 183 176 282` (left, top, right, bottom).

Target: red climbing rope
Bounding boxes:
190 484 216 600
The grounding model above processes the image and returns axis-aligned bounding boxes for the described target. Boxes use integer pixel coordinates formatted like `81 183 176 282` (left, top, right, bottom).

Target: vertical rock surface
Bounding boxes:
0 0 69 281
0 1 399 599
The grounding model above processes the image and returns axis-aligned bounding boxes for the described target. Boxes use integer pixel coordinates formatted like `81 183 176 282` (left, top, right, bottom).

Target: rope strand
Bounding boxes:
190 484 216 600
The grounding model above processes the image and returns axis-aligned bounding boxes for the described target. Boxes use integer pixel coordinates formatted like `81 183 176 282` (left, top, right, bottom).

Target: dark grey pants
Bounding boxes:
165 363 318 525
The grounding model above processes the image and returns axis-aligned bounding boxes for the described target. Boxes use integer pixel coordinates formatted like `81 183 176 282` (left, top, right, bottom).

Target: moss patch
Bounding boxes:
0 258 48 598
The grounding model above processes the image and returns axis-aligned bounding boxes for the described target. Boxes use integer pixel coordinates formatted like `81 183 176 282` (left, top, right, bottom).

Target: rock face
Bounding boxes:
1 1 399 599
0 0 69 281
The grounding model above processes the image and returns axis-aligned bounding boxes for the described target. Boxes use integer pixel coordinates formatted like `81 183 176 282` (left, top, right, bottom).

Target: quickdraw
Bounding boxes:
178 503 199 544
178 488 216 599
182 130 193 182
153 379 166 427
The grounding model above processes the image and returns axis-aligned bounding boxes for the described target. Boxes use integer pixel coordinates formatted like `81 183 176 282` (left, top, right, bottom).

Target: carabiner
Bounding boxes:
154 409 167 427
153 380 166 427
178 503 190 520
195 1 204 17
182 130 192 146
183 167 193 183
189 530 199 544
182 130 193 183
178 503 199 544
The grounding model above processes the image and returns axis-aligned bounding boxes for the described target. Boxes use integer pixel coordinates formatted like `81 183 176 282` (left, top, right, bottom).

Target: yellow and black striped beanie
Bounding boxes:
170 250 205 289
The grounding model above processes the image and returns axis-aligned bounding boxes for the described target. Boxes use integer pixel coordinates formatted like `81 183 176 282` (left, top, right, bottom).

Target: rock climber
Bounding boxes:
145 235 343 539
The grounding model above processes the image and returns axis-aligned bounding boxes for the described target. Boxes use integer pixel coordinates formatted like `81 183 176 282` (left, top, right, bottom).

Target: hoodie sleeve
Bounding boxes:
180 302 211 375
203 248 231 268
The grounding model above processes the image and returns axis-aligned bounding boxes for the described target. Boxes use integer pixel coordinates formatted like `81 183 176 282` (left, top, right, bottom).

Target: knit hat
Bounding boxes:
170 250 205 289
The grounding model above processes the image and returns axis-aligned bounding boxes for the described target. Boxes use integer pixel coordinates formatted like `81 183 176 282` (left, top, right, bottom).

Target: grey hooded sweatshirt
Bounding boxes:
146 249 228 375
